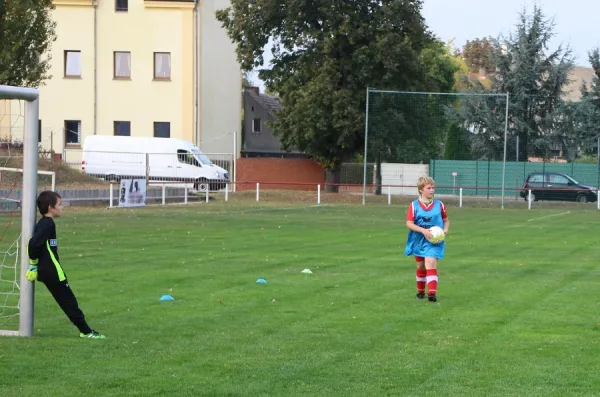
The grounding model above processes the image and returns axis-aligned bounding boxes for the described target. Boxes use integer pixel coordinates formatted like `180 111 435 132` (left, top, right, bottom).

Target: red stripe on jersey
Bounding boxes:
406 202 415 221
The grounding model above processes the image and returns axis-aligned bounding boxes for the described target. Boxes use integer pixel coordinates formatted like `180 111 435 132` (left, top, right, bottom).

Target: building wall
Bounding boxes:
40 0 95 152
95 1 193 141
236 158 325 191
36 0 240 159
199 0 242 154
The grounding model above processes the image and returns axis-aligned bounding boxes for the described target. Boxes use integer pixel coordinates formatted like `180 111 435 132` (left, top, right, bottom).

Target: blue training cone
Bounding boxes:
256 278 267 284
159 294 175 301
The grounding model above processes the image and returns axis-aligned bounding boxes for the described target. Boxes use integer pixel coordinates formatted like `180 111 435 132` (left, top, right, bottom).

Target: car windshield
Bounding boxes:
191 148 212 165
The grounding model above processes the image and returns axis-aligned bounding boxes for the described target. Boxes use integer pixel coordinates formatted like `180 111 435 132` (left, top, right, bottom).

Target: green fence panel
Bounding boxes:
430 160 600 196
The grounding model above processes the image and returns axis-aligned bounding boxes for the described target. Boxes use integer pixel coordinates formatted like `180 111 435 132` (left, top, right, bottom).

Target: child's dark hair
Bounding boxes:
37 191 61 215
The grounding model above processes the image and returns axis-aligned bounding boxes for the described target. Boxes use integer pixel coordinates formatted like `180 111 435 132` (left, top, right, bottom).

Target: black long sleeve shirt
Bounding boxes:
27 216 66 283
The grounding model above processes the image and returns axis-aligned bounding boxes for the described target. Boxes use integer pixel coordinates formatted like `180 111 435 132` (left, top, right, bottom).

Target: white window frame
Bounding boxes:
64 50 82 77
114 51 131 79
154 52 171 80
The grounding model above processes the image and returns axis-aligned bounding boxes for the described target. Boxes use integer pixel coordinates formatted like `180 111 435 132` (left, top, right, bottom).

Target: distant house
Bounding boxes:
242 87 303 157
563 66 595 102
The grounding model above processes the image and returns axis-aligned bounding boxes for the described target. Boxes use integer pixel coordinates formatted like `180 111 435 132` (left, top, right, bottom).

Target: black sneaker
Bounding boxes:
416 292 425 299
428 294 437 302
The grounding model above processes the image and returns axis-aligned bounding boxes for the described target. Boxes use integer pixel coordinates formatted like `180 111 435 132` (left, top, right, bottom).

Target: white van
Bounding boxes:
81 135 229 191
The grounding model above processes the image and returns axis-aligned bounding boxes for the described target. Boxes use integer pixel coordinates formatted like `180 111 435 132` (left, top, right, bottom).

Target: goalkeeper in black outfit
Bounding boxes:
26 191 105 339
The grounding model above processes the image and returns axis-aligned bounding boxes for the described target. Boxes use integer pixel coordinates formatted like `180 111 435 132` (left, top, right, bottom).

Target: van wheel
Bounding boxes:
576 194 588 203
194 179 208 192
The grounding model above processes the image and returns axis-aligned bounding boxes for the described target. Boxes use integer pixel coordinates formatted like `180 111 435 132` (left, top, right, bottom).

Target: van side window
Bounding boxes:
177 149 201 167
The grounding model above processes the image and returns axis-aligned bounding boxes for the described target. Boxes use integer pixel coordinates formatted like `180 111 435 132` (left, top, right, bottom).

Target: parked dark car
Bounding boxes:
520 172 598 203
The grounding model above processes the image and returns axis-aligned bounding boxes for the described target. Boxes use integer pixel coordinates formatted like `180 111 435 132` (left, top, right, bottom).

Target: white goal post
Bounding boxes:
0 85 39 337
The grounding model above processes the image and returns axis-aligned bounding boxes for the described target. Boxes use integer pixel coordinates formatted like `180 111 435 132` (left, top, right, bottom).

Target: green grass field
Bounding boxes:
1 202 599 396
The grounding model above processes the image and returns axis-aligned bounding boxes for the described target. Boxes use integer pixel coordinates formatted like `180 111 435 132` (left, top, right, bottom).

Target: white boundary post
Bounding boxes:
109 183 114 208
362 88 370 206
387 186 391 205
162 184 166 206
528 189 532 210
233 134 237 193
184 186 188 204
317 184 321 204
205 186 209 203
459 188 463 208
256 183 260 201
225 183 229 202
0 85 39 337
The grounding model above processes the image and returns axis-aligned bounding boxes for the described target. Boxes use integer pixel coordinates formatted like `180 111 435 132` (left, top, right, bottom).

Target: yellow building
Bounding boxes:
32 0 241 161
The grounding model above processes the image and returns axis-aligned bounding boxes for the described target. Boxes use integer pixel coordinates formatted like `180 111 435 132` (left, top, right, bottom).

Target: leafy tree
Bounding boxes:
0 0 57 87
457 37 497 74
216 0 456 191
367 39 457 193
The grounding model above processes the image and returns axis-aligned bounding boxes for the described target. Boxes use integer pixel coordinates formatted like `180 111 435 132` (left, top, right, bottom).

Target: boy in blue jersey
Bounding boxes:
405 176 449 302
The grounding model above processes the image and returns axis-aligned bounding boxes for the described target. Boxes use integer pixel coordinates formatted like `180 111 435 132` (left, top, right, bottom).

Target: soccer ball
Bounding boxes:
429 226 445 244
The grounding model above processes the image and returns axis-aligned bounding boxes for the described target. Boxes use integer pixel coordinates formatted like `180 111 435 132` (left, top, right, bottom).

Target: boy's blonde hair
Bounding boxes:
417 176 435 193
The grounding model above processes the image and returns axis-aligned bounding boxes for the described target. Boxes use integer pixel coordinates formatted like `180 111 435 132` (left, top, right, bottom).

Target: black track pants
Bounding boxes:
44 280 93 335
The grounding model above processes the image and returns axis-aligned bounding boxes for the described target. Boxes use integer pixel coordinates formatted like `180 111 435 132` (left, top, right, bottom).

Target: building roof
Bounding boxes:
246 89 283 116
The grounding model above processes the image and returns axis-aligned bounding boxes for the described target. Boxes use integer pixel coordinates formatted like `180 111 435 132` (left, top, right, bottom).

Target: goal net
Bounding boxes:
0 86 41 337
362 89 512 207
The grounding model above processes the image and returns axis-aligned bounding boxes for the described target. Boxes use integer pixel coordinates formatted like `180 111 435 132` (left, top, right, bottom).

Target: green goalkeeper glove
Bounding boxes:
26 259 38 282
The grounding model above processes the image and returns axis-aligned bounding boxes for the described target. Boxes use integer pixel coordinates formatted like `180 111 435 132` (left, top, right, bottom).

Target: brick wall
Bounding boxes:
236 158 325 191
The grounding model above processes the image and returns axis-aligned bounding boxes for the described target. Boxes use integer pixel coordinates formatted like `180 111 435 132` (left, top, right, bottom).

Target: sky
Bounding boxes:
249 0 600 91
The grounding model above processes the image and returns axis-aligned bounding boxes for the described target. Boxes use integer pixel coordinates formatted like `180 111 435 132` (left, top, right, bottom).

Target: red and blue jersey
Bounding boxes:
404 199 447 259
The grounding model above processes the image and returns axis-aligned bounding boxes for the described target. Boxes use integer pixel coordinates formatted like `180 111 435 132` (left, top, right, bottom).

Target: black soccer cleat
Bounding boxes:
428 294 437 302
416 292 426 299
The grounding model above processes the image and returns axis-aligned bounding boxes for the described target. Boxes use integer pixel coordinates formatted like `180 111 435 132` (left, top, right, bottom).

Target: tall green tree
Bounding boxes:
0 0 57 87
494 6 574 160
453 6 574 160
551 99 600 161
581 47 600 108
444 122 472 160
216 0 456 191
571 47 600 158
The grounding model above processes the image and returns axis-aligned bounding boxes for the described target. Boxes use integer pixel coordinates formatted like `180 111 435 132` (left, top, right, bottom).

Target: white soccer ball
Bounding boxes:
429 226 445 244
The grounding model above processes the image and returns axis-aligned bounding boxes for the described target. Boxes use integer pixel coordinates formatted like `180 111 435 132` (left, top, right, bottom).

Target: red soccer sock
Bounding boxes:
426 269 438 295
416 269 427 293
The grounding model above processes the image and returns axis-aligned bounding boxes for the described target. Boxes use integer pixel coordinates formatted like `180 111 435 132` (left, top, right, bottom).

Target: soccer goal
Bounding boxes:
0 85 40 337
362 89 512 208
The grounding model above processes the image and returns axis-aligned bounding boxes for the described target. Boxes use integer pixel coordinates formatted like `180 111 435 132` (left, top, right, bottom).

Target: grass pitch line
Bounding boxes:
527 211 571 222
